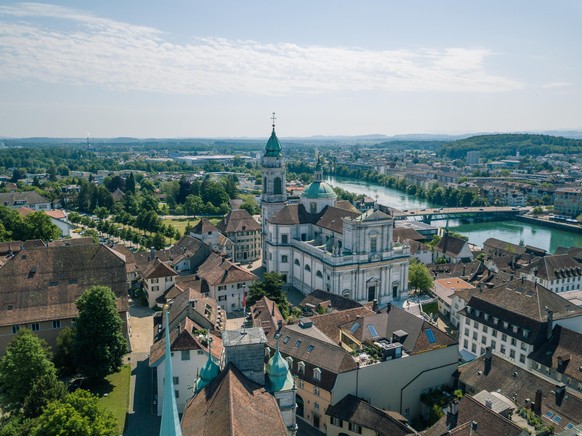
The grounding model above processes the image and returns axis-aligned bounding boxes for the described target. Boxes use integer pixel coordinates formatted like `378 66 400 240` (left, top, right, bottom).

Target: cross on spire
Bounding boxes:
271 112 277 128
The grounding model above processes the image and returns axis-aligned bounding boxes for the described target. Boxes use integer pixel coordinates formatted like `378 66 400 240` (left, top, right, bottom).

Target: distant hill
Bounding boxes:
438 133 582 159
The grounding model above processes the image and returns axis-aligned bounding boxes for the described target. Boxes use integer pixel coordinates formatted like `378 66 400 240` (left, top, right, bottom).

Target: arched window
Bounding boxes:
294 259 300 266
305 264 311 272
316 270 323 278
342 290 351 298
263 176 267 194
274 177 282 195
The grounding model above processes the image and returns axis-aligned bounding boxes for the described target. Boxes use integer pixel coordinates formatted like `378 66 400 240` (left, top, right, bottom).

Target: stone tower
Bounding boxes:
261 114 287 265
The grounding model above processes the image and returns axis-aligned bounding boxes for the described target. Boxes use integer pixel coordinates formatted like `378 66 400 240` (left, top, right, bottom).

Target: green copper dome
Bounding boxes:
264 127 282 158
265 340 290 393
301 181 337 199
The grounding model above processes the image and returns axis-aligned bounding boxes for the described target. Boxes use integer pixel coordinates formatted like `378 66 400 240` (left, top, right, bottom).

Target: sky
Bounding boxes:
0 1 581 138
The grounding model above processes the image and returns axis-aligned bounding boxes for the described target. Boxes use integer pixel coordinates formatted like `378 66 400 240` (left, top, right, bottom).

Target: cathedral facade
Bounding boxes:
261 122 410 305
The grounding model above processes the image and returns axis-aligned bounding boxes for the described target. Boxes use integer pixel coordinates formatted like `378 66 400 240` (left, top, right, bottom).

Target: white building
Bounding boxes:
149 316 222 415
261 123 410 305
196 252 257 314
520 254 582 293
458 278 582 368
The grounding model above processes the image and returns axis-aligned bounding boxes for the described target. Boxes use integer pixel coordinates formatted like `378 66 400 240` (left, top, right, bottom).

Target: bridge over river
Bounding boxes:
383 206 531 223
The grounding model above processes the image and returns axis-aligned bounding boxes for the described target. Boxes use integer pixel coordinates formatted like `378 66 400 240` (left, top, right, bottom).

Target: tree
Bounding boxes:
12 212 61 241
0 329 57 411
32 389 117 436
125 172 136 194
74 286 127 382
22 373 67 418
408 260 434 294
151 232 167 250
53 326 76 376
247 272 290 318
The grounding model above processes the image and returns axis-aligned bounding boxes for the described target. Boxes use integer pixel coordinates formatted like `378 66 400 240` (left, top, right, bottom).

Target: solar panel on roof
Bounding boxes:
425 329 437 343
367 324 379 337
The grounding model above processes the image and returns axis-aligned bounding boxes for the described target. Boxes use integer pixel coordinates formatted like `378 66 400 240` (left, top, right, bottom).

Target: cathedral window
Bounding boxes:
310 202 317 213
316 270 323 278
294 259 300 266
274 177 282 195
370 237 377 253
263 177 267 194
305 265 311 272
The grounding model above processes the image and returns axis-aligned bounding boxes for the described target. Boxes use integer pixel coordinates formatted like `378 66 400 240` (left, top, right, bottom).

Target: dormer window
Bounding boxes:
493 317 499 325
313 367 321 382
484 314 489 321
512 325 518 333
475 310 481 317
298 361 305 374
523 329 530 338
503 321 509 329
286 356 293 368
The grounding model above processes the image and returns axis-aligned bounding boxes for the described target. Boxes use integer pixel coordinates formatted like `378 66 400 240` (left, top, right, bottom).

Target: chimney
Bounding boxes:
546 309 554 340
462 265 466 276
446 399 459 430
150 246 155 261
372 299 378 312
485 398 493 409
484 346 493 374
534 389 542 415
555 383 566 406
271 302 275 317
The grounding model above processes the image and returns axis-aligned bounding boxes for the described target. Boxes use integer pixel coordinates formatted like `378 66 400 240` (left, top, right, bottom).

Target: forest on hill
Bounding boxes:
438 134 582 159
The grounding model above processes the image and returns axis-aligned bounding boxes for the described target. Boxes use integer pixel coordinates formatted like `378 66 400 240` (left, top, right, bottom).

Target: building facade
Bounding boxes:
261 125 410 305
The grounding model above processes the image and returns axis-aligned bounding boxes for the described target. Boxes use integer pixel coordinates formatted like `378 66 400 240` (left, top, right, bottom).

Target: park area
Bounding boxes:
95 365 131 434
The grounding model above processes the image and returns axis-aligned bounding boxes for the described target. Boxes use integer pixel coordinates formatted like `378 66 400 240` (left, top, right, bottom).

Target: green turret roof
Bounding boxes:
301 181 337 199
265 334 294 393
264 126 282 158
194 339 220 393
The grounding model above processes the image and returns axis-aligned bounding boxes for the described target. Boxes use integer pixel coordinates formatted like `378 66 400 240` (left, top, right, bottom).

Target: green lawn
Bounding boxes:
421 301 439 315
162 218 199 236
96 365 131 435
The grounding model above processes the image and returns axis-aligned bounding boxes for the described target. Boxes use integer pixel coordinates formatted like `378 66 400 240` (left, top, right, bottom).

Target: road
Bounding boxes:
124 298 160 436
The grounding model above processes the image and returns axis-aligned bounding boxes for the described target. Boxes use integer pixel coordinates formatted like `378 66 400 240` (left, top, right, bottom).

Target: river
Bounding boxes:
326 175 582 253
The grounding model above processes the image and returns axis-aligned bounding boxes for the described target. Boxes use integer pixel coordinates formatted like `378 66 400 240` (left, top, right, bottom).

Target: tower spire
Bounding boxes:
271 112 277 129
159 310 182 436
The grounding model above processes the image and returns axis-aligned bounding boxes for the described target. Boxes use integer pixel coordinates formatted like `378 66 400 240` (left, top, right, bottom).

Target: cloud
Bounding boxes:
0 2 522 96
540 82 571 89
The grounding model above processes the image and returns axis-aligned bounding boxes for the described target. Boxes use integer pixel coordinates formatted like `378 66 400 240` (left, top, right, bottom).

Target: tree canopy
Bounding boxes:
0 329 58 412
247 272 290 318
408 260 434 294
32 390 117 436
74 286 127 382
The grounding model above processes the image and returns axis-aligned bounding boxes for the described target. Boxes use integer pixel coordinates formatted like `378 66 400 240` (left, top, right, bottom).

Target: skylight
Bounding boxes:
425 329 437 343
283 336 290 344
367 324 379 337
295 340 302 348
307 345 315 353
350 322 360 333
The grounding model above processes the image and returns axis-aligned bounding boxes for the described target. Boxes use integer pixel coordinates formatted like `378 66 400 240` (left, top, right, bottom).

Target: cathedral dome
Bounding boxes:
301 181 337 199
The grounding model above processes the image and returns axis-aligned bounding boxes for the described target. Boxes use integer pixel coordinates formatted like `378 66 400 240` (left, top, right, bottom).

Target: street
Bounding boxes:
124 298 160 436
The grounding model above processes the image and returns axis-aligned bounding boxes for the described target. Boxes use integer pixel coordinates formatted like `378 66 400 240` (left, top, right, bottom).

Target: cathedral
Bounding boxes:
261 119 410 305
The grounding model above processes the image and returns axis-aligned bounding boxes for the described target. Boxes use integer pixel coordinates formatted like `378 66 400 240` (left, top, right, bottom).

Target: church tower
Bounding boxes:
261 113 287 265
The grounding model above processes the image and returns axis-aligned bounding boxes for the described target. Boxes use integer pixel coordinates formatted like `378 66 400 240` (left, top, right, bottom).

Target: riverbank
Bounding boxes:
516 215 582 234
327 176 582 253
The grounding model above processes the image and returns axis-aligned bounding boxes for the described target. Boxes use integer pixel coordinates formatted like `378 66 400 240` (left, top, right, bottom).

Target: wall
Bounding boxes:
333 346 458 419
